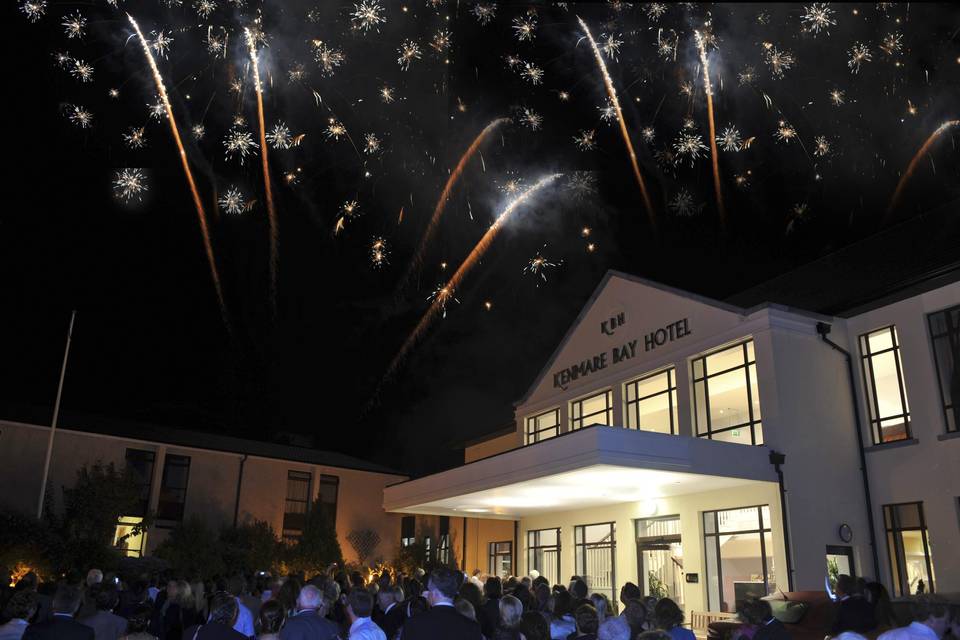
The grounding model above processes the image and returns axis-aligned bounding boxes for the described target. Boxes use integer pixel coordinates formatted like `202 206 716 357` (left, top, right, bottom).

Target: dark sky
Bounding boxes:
3 2 959 476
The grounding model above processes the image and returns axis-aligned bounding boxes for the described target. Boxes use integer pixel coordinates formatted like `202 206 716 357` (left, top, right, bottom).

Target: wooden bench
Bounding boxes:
690 611 737 639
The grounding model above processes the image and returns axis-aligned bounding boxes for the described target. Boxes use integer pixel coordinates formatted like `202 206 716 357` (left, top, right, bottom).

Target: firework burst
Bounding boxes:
123 127 147 149
801 3 836 36
147 100 166 121
524 246 561 284
574 129 597 151
113 168 148 202
598 99 617 123
351 0 386 33
848 42 872 73
738 65 756 85
427 284 459 318
519 108 542 131
223 127 258 163
70 59 94 82
152 31 174 59
774 121 798 143
600 33 623 60
66 104 93 128
334 200 360 235
566 171 598 199
266 122 293 149
192 124 205 140
471 3 497 25
668 190 702 217
512 15 537 42
20 0 47 22
673 132 709 166
379 85 395 104
397 39 422 71
194 0 216 19
363 132 381 155
62 12 86 39
218 186 246 215
813 135 831 157
717 125 743 152
370 236 389 268
830 88 846 105
763 45 796 79
325 118 347 140
645 3 668 20
313 41 345 76
521 62 544 85
880 32 903 57
430 29 452 53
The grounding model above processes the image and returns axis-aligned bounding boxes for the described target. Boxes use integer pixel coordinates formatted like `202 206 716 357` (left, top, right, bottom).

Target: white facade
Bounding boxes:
385 270 960 611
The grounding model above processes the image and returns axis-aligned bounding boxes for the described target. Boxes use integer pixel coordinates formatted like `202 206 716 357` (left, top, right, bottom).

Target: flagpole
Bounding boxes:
37 310 76 519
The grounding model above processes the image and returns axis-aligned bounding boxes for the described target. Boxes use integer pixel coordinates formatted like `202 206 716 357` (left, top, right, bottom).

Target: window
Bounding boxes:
114 517 147 557
156 454 190 525
703 506 775 613
636 516 683 605
570 390 613 431
928 305 960 433
489 541 512 578
692 340 763 446
575 522 616 604
424 536 433 563
624 368 678 434
438 516 452 566
124 449 155 517
318 474 339 526
401 516 416 547
527 528 561 587
826 545 856 592
883 502 936 596
283 471 312 542
860 326 911 444
526 408 560 444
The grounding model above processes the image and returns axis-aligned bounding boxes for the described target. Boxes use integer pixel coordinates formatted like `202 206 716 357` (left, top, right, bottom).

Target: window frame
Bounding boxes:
702 505 772 612
489 541 513 578
691 339 762 445
569 389 614 432
155 454 191 527
527 528 561 586
883 501 936 596
859 325 912 445
574 521 617 605
283 470 312 542
318 474 339 527
438 516 451 566
525 407 561 445
623 367 678 434
927 305 960 434
124 448 156 517
401 515 416 547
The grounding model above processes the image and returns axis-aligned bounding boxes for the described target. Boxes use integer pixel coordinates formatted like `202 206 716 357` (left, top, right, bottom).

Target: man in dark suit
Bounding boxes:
478 577 502 639
182 592 248 640
831 574 877 635
401 567 483 640
22 583 94 640
79 584 127 640
374 585 404 640
279 585 339 640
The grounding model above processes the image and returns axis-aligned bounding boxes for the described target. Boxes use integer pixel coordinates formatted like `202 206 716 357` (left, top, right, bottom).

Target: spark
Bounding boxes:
370 236 389 268
431 29 452 53
499 176 524 194
53 51 72 68
218 187 246 215
738 65 756 85
735 173 751 188
679 80 694 97
598 99 617 123
558 90 570 102
351 0 386 33
334 200 360 235
427 284 459 318
380 85 395 103
20 0 47 22
774 121 798 143
504 55 521 69
581 226 592 237
520 108 542 131
524 246 561 283
108 88 119 98
848 42 872 73
233 115 248 127
656 34 677 60
813 135 831 157
325 118 347 140
879 32 902 56
397 39 422 71
62 12 86 38
645 3 668 20
830 88 846 105
566 171 598 199
194 0 216 19
717 125 742 152
801 3 836 36
673 132 709 166
512 16 537 42
205 28 228 57
786 203 809 234
574 129 597 151
668 190 702 217
764 45 796 79
71 59 94 82
313 41 345 76
696 27 725 224
192 124 205 140
152 31 174 59
123 127 147 149
586 243 597 253
521 62 544 85
906 100 918 116
600 33 623 60
66 105 93 128
223 128 258 163
363 132 381 154
641 127 655 143
471 3 497 25
287 63 307 83
266 122 293 149
484 301 493 311
113 168 147 202
886 120 960 218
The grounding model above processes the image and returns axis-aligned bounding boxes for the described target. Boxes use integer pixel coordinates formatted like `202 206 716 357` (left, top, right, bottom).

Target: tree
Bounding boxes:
220 520 281 576
154 517 225 580
283 502 343 577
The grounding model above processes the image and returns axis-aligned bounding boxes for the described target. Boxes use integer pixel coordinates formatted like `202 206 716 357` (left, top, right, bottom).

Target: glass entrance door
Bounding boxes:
636 517 684 606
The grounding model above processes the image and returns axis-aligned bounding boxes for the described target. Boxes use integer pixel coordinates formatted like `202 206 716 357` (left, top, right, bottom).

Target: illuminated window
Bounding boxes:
437 516 451 565
489 541 512 578
526 408 560 444
283 470 311 542
114 517 146 557
156 454 190 525
859 326 911 444
401 516 415 547
692 340 763 446
318 474 339 526
703 506 775 613
624 368 678 434
124 449 155 517
928 305 960 433
884 502 935 596
570 390 613 431
527 528 560 587
575 522 616 604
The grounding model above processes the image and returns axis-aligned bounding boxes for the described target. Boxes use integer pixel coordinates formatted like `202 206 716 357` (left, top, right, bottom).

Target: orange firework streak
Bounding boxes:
398 117 511 293
696 31 726 226
386 174 561 378
246 29 279 310
127 14 228 323
885 120 959 221
577 17 656 230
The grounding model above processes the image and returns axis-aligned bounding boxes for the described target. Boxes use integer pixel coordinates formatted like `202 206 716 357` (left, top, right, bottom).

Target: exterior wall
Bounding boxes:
0 421 406 565
460 517 516 576
464 431 521 462
843 281 960 593
518 482 785 614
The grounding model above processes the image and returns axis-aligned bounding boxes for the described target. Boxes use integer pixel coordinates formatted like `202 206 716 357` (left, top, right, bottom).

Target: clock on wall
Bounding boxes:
839 523 853 543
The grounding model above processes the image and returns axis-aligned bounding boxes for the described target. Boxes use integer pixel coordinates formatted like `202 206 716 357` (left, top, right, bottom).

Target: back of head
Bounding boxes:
484 576 503 599
575 603 600 634
598 616 632 640
519 610 551 640
348 588 374 618
458 580 483 610
620 582 641 606
532 575 549 590
406 595 428 618
624 600 648 632
455 598 477 621
86 569 103 588
654 597 684 629
3 590 38 621
554 590 573 617
176 580 194 608
127 604 154 633
258 599 286 634
500 594 523 629
570 578 588 600
590 593 610 619
740 598 772 625
298 584 323 611
836 574 855 597
53 583 83 615
209 592 239 626
277 577 302 613
428 567 460 601
521 577 533 590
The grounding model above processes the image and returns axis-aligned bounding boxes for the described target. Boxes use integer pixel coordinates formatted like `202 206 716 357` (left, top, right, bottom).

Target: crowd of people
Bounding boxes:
0 564 957 640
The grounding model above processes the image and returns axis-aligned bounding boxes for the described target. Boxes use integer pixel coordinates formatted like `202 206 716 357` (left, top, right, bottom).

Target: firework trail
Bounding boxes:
696 30 726 227
885 120 960 220
384 174 561 380
246 28 279 314
576 16 656 230
127 14 229 327
396 117 511 296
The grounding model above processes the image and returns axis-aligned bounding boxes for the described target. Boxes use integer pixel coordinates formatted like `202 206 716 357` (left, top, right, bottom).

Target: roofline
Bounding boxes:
456 423 517 450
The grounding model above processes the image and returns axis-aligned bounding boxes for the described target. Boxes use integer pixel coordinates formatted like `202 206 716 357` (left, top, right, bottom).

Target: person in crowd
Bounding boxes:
118 604 155 640
480 577 504 638
744 598 790 640
237 578 260 626
864 582 897 629
570 603 599 640
79 571 105 621
225 577 254 639
654 598 693 640
183 592 247 640
454 599 477 624
159 580 195 640
0 591 37 640
569 579 588 602
14 574 51 625
279 585 338 640
253 600 284 640
590 594 611 624
118 582 151 621
80 584 128 640
22 583 94 640
375 586 403 640
520 610 551 640
274 580 301 619
618 584 641 618
457 581 483 627
622 600 648 640
401 567 483 640
346 589 386 640
494 595 524 640
146 579 160 604
550 591 576 640
878 596 951 640
469 571 484 591
534 583 551 615
831 575 877 635
596 616 630 640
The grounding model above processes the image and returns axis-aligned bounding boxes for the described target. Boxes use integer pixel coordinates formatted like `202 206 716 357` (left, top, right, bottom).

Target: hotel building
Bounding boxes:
385 263 959 612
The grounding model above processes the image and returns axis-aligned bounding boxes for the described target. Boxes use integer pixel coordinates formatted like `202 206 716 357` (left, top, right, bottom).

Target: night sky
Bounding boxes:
4 1 959 476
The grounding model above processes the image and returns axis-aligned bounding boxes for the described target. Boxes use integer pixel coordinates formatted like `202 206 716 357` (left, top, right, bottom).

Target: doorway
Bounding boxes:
636 516 684 606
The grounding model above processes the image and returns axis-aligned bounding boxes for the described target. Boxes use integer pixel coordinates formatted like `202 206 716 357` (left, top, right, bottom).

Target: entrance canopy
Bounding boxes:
384 426 778 519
